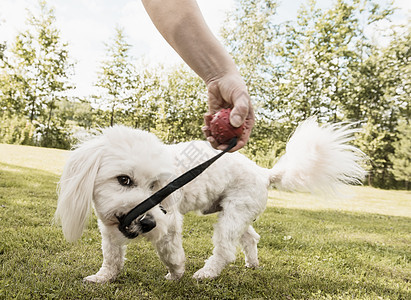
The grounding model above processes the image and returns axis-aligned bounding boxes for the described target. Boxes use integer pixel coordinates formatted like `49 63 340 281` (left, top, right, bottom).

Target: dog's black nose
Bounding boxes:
139 214 156 233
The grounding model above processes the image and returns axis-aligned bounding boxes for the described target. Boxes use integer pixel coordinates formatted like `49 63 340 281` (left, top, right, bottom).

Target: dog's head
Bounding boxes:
55 126 175 242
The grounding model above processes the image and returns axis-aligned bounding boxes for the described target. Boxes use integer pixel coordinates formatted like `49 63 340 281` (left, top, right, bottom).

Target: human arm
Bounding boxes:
142 0 254 151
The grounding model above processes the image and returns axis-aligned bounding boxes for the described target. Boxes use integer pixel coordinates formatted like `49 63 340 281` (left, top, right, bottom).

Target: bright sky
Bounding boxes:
0 0 409 97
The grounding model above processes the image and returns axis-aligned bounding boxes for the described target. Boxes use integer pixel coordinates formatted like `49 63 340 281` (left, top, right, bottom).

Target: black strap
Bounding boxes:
118 138 237 235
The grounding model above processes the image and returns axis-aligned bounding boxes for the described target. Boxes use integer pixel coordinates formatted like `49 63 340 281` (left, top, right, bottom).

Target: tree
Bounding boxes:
221 0 279 102
0 17 5 61
0 0 74 147
349 21 410 187
221 0 291 166
222 0 408 184
124 61 163 131
57 98 96 130
0 42 5 62
389 120 411 189
94 27 135 127
154 66 207 143
276 0 392 123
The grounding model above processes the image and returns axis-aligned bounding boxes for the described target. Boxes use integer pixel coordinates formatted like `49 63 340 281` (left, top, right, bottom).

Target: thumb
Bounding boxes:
230 93 249 127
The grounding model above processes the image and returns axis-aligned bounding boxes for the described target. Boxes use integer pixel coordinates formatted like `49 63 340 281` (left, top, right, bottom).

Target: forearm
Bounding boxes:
142 0 238 84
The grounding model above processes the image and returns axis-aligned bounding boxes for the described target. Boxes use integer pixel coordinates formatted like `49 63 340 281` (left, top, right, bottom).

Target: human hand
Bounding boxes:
202 73 255 152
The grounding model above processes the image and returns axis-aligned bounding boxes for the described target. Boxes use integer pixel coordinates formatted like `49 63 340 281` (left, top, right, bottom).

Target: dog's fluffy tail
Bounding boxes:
269 117 366 195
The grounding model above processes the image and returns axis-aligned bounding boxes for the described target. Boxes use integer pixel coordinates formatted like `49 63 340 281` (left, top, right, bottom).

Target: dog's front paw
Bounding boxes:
83 274 113 284
245 261 259 268
192 267 219 280
165 272 183 281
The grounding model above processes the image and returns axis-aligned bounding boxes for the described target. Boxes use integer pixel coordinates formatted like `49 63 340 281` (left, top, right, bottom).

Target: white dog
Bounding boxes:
55 118 365 283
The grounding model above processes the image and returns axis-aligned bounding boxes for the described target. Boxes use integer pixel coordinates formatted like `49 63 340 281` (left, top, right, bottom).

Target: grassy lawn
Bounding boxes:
0 144 410 299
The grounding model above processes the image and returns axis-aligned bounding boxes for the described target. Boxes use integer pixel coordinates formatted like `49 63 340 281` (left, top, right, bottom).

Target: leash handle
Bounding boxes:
118 138 237 237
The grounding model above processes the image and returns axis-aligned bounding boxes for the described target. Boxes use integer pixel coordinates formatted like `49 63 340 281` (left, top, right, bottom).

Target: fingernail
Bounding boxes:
230 114 243 127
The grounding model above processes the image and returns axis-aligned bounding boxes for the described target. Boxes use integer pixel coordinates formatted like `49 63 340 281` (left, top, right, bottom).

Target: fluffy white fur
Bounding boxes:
55 118 366 282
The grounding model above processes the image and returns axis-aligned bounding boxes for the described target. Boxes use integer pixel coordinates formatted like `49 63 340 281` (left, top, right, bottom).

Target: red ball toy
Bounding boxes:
209 108 245 144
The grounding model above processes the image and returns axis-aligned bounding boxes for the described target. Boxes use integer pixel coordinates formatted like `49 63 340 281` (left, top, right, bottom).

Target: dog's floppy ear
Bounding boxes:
55 138 103 242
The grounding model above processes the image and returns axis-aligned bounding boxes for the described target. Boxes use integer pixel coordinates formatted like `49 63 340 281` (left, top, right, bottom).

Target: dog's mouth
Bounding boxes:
116 213 156 239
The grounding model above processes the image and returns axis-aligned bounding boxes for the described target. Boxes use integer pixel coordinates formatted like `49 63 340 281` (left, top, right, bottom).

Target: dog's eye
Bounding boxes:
117 176 133 187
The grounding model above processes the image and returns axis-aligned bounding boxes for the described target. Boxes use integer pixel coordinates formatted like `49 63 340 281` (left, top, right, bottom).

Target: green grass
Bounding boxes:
0 144 410 299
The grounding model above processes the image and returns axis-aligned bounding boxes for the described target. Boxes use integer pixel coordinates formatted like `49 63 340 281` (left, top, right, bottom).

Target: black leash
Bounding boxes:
117 137 237 238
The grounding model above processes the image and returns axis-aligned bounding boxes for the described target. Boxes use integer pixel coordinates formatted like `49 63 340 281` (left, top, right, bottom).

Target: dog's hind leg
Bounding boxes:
193 203 255 280
240 225 260 268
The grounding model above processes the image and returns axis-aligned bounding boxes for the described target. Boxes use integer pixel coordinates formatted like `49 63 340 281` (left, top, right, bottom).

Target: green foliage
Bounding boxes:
2 0 73 122
0 114 36 145
36 122 73 149
123 63 163 131
240 120 290 168
0 42 5 61
355 121 397 188
57 98 96 130
153 66 207 143
0 114 73 149
347 21 410 187
221 0 279 99
222 0 409 188
274 0 397 125
94 27 135 126
390 120 411 187
0 0 74 149
94 31 208 142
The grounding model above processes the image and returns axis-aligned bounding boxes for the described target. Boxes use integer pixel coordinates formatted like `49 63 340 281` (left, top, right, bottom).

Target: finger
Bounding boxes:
232 130 250 152
201 125 211 140
230 110 255 152
230 91 250 127
203 112 213 126
206 136 220 149
203 113 213 140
